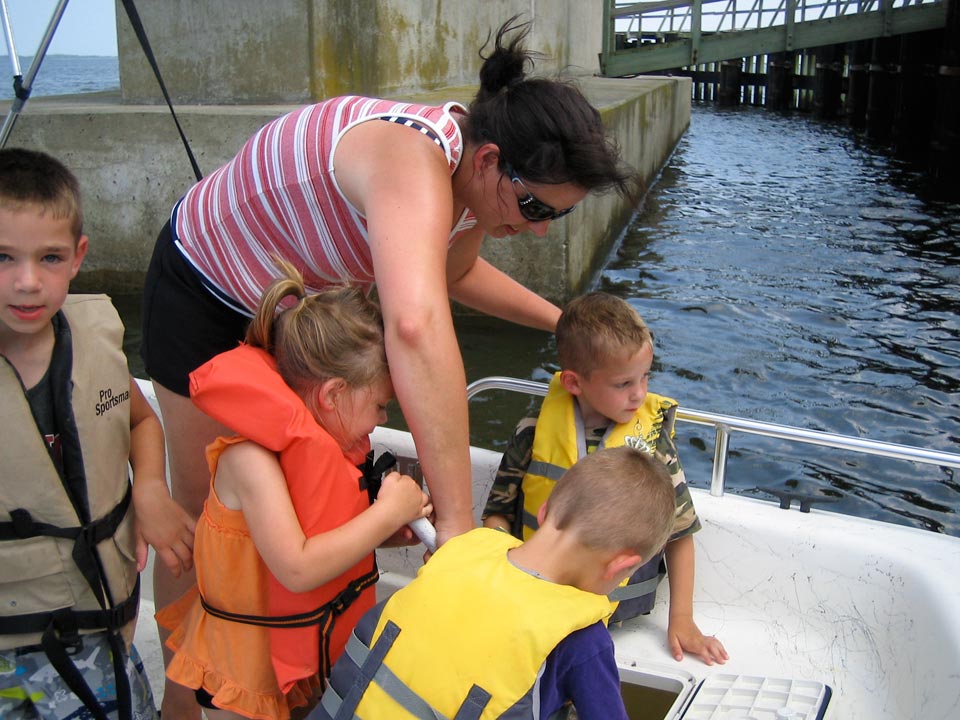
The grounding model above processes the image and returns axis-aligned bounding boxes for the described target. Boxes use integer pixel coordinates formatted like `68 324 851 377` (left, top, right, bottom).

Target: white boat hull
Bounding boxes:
135 381 960 720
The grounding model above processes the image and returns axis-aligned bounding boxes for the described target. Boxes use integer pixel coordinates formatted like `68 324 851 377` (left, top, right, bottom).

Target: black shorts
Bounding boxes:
194 686 217 709
140 220 250 397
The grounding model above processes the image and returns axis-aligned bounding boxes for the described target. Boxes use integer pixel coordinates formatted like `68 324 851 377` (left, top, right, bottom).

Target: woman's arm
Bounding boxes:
445 226 561 331
334 120 477 545
219 441 430 593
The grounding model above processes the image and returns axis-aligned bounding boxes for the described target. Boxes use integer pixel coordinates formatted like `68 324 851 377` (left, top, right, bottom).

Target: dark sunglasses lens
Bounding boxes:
518 198 556 222
519 198 574 222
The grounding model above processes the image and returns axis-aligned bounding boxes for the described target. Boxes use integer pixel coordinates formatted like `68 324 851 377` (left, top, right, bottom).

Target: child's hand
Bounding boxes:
377 471 433 526
132 479 197 577
667 614 729 665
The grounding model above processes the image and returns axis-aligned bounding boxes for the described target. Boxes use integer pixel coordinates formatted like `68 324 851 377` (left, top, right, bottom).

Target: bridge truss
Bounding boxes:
600 0 948 76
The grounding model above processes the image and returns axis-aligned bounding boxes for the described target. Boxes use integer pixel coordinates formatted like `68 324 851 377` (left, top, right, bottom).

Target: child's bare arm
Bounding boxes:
220 442 431 593
665 534 728 665
128 378 196 576
482 515 511 532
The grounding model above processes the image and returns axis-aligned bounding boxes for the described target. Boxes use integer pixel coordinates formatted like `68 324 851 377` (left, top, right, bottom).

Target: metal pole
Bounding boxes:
601 0 613 76
0 0 70 148
711 426 731 497
691 0 702 65
0 0 23 79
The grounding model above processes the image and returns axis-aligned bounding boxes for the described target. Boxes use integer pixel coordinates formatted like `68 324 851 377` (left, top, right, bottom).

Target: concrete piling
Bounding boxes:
647 22 952 181
845 40 871 129
813 44 843 121
719 59 743 106
766 52 795 112
930 0 960 186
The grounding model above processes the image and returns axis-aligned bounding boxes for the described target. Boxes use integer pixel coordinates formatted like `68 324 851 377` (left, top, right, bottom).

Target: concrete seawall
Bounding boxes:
1 74 691 303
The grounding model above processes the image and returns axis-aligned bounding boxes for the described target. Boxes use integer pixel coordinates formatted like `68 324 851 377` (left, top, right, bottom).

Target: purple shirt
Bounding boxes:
539 622 628 719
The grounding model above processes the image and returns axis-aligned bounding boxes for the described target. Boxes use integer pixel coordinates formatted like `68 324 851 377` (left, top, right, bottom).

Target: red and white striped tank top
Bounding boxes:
173 96 475 314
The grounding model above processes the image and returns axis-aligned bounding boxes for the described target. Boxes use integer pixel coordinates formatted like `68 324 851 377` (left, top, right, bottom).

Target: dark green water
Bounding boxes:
108 104 960 537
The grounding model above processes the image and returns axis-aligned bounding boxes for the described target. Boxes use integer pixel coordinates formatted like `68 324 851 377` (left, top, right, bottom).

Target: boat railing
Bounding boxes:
465 376 960 497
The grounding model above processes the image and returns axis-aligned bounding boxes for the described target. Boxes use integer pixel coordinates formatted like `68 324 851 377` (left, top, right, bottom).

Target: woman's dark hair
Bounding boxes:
464 15 637 197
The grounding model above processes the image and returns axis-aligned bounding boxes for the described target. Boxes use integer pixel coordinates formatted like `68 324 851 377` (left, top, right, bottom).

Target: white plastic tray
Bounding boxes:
681 674 830 719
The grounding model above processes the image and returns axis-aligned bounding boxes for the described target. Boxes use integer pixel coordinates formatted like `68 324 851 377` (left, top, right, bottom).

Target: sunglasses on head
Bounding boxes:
503 161 577 222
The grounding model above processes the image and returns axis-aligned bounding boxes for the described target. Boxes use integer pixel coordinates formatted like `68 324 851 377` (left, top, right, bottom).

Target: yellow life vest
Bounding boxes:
520 372 677 538
318 528 613 719
519 373 678 621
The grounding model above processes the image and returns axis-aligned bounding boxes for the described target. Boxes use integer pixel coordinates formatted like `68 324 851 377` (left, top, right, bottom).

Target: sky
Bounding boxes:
2 0 117 57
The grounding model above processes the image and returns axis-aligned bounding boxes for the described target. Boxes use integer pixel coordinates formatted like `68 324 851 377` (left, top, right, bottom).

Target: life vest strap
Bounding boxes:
0 484 133 608
357 450 398 502
526 460 565 482
333 621 445 720
1 579 140 720
607 572 664 601
521 508 540 534
201 562 379 691
452 685 492 720
199 564 379 629
0 575 139 636
328 619 491 720
0 482 132 543
39 619 133 720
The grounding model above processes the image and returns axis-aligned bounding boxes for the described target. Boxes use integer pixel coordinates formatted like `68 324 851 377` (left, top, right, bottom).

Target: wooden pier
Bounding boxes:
602 0 960 184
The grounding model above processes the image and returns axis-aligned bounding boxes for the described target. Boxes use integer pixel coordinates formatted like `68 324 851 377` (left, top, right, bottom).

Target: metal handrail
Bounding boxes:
465 376 960 497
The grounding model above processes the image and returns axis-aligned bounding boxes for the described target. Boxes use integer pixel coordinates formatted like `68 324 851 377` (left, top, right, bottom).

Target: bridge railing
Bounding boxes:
601 0 947 75
610 0 933 37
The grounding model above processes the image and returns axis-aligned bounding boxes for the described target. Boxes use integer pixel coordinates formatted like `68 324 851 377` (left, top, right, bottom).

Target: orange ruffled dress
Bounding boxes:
157 436 318 720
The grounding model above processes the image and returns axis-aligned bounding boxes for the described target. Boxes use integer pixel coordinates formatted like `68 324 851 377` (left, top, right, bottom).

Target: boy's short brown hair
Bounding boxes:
545 446 675 562
556 292 652 378
0 148 83 240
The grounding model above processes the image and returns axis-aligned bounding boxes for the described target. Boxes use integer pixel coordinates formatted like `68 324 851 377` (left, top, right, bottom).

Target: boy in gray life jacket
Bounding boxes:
0 148 195 720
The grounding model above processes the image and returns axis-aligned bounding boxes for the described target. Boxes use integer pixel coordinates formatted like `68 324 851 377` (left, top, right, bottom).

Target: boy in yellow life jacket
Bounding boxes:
312 446 676 720
483 291 728 666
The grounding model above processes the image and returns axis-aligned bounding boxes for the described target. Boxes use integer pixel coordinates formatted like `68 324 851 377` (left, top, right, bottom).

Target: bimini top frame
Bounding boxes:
0 0 70 148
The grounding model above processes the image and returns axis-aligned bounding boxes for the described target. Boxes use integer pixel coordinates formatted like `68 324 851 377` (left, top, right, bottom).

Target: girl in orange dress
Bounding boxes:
157 259 432 720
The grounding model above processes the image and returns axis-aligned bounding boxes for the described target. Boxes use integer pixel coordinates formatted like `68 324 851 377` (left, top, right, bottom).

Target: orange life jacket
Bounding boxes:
189 344 378 693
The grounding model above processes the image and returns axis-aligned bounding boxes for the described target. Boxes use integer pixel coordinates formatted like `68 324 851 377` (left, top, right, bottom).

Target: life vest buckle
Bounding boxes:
9 508 37 537
329 588 357 616
51 609 84 655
